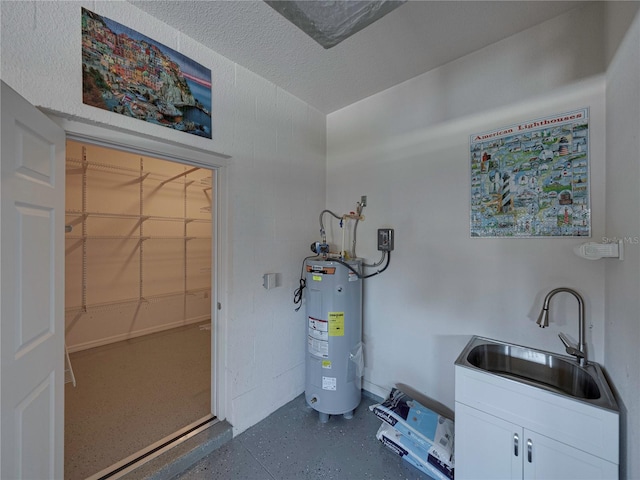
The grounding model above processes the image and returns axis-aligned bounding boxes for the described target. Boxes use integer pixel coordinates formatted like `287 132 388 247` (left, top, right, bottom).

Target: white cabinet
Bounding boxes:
455 402 521 479
455 365 619 480
524 429 617 480
455 402 618 480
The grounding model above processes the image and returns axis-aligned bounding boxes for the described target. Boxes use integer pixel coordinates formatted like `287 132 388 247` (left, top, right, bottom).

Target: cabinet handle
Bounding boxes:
527 438 533 463
513 433 519 457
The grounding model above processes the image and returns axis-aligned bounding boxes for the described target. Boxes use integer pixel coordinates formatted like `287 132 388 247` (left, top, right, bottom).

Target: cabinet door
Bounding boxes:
455 402 522 480
524 430 618 480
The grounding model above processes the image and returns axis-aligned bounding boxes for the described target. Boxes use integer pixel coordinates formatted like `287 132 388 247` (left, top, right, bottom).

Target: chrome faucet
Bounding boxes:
537 287 588 366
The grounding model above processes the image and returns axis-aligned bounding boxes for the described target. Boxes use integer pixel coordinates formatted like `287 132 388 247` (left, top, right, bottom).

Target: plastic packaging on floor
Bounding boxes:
370 388 454 475
376 422 454 480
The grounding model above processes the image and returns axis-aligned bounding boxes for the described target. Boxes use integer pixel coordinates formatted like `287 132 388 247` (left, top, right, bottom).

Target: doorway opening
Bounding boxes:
63 139 215 479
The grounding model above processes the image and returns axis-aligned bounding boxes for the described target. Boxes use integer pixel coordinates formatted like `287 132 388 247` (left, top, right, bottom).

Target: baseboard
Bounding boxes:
362 388 385 404
67 315 211 353
362 380 390 402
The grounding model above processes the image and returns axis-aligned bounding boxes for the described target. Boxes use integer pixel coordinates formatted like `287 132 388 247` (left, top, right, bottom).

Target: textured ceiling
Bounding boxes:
130 1 587 114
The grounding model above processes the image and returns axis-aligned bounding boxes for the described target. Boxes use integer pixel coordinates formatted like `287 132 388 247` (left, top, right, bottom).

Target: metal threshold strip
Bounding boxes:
86 415 218 480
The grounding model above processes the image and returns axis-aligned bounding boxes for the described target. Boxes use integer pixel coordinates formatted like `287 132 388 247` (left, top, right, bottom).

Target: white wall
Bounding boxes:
604 5 640 479
327 3 608 409
1 1 325 434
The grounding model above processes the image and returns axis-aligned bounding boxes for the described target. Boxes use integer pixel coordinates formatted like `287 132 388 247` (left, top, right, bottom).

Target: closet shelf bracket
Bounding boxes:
160 167 200 186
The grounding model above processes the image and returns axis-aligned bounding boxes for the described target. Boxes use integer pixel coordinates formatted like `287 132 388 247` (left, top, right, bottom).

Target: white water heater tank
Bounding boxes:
305 257 363 422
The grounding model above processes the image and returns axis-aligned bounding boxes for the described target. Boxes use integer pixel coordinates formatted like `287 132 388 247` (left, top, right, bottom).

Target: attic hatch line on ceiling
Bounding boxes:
265 0 407 49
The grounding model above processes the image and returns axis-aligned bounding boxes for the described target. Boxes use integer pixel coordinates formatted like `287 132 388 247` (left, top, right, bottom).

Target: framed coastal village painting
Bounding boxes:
81 8 212 139
470 108 591 238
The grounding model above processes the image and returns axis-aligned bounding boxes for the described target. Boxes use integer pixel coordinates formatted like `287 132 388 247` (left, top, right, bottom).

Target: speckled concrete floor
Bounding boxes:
65 322 211 480
173 394 433 480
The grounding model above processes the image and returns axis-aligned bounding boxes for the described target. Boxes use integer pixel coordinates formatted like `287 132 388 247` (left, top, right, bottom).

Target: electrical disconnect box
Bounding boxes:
377 228 394 251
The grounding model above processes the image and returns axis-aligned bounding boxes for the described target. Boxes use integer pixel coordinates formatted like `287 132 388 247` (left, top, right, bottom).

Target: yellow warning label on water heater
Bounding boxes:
328 312 344 336
322 360 332 369
312 275 322 282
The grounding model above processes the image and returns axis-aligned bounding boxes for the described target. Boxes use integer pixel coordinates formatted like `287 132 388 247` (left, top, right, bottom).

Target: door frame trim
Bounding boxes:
47 113 230 422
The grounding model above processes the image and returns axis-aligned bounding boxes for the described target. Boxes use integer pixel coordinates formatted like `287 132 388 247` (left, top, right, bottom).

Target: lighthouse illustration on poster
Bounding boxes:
470 108 590 237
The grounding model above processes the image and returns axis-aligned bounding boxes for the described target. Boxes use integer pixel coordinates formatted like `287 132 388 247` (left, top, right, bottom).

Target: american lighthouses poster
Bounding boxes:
470 109 590 237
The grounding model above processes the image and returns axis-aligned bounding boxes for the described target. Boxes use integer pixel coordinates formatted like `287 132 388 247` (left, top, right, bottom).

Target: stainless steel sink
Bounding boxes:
455 336 618 411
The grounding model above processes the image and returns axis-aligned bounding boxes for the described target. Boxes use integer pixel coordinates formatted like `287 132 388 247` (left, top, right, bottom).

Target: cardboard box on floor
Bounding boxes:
376 422 453 480
370 386 454 479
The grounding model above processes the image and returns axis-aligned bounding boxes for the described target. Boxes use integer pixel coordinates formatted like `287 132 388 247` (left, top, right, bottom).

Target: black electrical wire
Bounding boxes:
332 251 391 279
293 277 306 312
293 255 315 311
363 251 391 278
294 252 391 311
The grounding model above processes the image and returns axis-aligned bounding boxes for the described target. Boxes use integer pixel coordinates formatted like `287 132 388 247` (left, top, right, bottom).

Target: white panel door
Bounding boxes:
524 430 618 480
455 402 523 480
1 81 66 479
